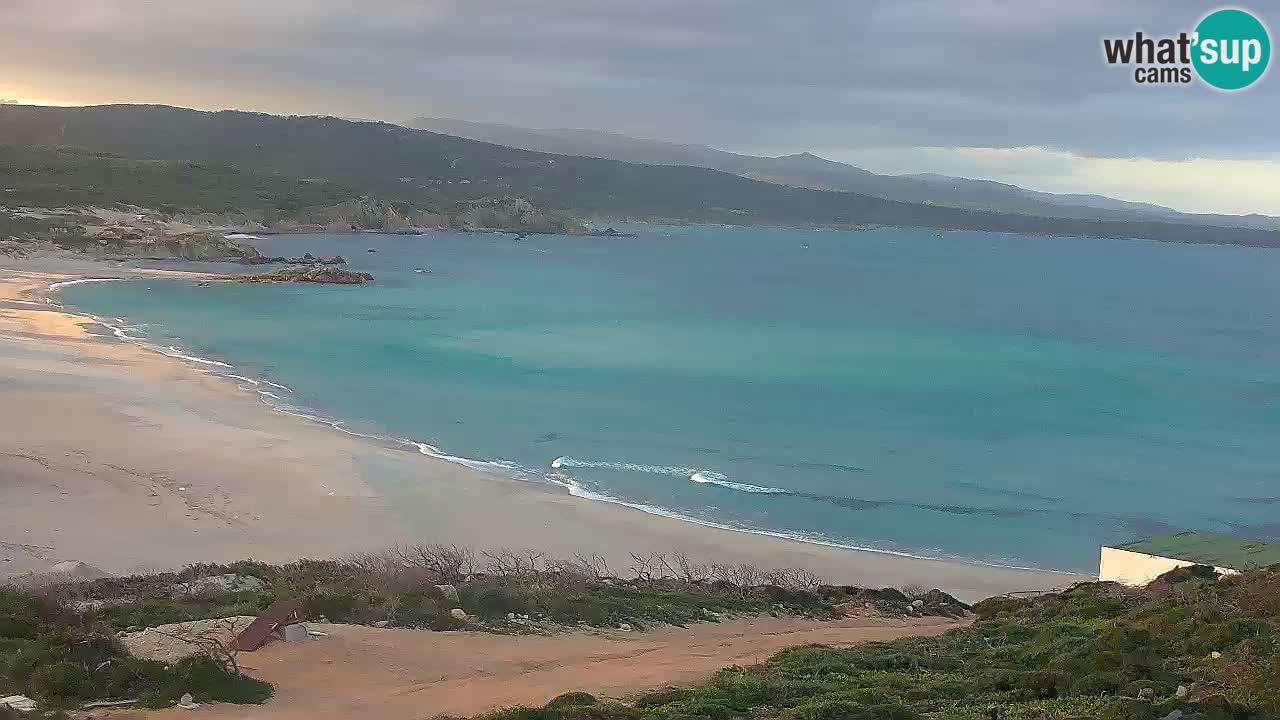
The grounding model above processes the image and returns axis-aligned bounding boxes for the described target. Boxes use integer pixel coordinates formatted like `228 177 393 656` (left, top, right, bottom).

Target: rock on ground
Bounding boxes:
121 616 257 663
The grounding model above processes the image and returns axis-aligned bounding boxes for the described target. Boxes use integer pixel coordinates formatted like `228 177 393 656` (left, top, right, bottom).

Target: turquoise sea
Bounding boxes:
58 226 1280 574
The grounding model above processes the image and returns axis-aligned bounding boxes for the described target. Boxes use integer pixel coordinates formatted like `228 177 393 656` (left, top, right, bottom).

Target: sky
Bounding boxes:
2 0 1277 215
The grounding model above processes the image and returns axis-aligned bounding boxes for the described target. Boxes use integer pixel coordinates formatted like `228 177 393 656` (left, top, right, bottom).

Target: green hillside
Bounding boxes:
0 144 356 212
2 104 1279 247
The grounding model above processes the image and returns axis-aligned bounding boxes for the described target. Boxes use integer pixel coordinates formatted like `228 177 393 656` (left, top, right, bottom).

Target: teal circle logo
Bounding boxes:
1193 9 1271 90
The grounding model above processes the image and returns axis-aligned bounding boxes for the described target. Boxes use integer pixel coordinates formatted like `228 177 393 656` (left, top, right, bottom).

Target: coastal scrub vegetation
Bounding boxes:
39 547 969 637
2 546 967 711
0 585 270 710
476 565 1280 720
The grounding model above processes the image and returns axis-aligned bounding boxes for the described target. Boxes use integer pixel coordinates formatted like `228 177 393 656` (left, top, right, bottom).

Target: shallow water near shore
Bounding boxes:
58 225 1280 573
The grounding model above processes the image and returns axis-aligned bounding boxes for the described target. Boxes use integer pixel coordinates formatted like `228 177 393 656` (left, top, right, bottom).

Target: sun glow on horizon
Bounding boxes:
0 91 88 108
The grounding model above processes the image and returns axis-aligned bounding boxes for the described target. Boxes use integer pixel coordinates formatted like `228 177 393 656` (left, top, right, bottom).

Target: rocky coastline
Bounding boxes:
238 251 347 266
239 267 373 284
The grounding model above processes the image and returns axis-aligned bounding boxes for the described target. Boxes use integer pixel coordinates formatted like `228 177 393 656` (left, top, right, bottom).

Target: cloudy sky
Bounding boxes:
2 0 1277 214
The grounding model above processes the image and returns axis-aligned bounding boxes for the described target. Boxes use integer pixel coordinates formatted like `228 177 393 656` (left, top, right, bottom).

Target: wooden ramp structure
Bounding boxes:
236 598 303 652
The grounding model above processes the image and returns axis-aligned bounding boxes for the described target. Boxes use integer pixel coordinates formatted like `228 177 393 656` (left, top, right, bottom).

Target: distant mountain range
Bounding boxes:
2 104 1279 247
407 117 1279 231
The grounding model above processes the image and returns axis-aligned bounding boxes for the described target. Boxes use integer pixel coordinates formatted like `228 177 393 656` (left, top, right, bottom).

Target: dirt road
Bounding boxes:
146 614 966 719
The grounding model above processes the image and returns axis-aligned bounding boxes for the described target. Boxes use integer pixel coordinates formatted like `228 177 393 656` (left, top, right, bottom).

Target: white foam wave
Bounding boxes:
99 320 145 342
48 282 302 415
543 474 1069 573
46 277 126 292
151 345 233 368
45 280 1071 577
690 473 786 494
550 456 726 481
406 440 528 476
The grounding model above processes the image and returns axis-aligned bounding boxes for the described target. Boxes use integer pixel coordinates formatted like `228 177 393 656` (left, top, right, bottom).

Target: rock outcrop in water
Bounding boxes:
237 252 347 266
239 267 373 284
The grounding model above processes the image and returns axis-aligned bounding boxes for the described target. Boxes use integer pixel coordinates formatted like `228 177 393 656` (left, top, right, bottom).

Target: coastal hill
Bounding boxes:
3 103 1280 247
406 116 1280 232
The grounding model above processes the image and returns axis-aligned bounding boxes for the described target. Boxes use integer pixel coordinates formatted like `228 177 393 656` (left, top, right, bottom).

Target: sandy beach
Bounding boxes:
0 259 1084 601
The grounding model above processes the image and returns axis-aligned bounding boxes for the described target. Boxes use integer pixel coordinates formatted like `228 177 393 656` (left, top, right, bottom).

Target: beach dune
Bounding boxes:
0 266 1082 601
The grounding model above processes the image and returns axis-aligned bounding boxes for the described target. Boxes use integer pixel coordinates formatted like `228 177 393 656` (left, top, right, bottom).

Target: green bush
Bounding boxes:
27 661 90 706
544 692 598 709
303 590 359 622
0 587 271 709
972 595 1025 621
138 656 273 708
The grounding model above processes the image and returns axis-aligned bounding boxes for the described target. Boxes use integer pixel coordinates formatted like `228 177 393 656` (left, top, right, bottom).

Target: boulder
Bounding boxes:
435 584 460 603
121 616 257 663
1137 688 1155 702
1 695 37 712
46 560 108 580
17 560 108 587
1159 711 1184 720
450 608 468 621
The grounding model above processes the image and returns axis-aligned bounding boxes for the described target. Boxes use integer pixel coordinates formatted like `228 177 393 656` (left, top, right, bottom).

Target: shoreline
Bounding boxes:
40 273 1076 578
0 259 1088 600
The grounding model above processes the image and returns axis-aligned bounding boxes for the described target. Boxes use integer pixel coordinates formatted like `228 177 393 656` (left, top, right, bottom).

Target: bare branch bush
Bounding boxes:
392 544 475 583
344 550 428 595
572 552 611 579
900 584 930 601
768 567 824 591
629 552 666 585
670 549 711 584
481 548 546 579
150 619 244 676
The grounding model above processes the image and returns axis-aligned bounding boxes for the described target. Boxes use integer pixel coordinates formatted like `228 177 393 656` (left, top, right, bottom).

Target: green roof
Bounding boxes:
1119 532 1280 570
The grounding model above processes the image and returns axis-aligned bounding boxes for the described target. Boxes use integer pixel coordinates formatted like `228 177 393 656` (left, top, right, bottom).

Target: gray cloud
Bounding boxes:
1 0 1277 160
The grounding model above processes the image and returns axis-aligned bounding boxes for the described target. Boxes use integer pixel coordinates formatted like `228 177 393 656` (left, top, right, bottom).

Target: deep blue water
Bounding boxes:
59 226 1280 573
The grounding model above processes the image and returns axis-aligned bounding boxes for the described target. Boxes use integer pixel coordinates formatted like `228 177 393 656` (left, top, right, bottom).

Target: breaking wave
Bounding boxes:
46 277 1071 577
550 456 726 481
689 472 787 494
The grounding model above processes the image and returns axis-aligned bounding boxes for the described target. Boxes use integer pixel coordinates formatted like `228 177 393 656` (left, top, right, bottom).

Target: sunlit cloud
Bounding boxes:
819 146 1280 215
2 0 1276 215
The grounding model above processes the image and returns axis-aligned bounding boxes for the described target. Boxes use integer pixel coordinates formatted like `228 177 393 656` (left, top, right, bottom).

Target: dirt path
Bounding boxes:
143 615 966 719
